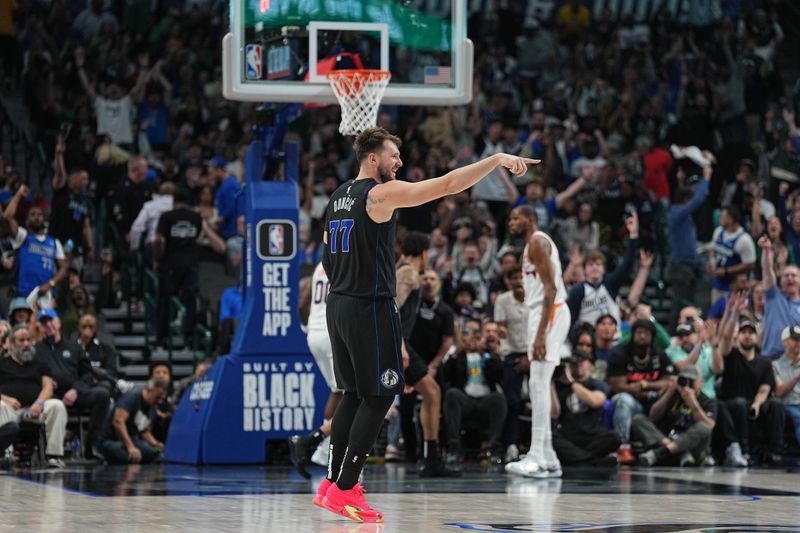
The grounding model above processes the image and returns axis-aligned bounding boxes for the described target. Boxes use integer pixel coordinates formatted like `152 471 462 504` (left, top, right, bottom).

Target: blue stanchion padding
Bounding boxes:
165 353 329 464
165 118 318 464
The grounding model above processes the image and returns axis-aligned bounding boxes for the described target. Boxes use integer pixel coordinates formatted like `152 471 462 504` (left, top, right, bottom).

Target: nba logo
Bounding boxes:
257 220 295 260
246 44 262 80
269 224 284 255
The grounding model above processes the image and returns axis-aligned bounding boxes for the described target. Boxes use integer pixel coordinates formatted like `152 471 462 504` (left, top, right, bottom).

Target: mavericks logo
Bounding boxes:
381 369 400 389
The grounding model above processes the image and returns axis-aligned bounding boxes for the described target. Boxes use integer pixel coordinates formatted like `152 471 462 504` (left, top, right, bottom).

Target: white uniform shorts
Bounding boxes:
307 330 340 391
527 302 571 364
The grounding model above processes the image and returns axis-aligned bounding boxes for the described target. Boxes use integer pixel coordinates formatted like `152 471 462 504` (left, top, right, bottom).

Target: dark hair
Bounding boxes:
148 361 172 379
631 318 656 337
504 265 522 277
353 127 402 163
173 187 192 205
569 323 597 359
514 204 537 223
454 282 476 300
722 205 742 226
400 231 430 257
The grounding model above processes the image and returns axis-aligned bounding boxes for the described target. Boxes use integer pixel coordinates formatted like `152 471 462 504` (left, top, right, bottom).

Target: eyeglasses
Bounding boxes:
462 328 477 335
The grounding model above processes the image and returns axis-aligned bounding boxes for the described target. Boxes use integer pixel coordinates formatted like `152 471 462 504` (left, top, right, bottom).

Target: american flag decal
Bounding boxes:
423 66 451 84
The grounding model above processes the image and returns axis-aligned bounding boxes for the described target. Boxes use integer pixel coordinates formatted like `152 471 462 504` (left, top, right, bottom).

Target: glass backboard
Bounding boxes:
222 0 472 105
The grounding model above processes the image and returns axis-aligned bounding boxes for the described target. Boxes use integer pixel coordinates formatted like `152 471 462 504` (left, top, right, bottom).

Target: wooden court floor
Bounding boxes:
1 463 799 532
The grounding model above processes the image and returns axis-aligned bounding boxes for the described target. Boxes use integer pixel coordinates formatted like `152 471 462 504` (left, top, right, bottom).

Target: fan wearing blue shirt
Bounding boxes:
759 234 800 357
666 166 711 327
5 203 68 303
209 156 241 240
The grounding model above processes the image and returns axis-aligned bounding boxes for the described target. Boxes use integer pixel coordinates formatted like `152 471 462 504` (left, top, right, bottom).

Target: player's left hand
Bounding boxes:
532 335 547 361
497 154 540 176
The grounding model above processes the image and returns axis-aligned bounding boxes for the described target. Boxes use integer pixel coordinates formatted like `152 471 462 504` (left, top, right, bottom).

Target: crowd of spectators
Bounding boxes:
0 0 799 468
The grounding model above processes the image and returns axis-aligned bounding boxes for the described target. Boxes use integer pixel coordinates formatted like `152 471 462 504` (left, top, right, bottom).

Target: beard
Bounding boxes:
631 342 649 356
14 346 35 363
740 341 755 351
681 342 695 353
377 165 394 183
28 222 43 234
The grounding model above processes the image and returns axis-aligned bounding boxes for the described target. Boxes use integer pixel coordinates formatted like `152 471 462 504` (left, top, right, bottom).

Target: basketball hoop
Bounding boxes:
327 70 391 135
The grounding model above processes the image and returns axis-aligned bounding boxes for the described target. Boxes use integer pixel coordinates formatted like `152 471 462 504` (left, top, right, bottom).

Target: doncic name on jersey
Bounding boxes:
256 220 296 336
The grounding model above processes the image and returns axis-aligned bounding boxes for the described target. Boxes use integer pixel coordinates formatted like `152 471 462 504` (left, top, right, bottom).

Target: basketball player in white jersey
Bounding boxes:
505 205 570 478
289 262 343 478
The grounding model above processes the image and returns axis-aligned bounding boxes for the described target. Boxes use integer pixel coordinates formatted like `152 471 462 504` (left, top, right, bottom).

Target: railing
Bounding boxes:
167 296 186 364
192 324 214 364
143 268 159 345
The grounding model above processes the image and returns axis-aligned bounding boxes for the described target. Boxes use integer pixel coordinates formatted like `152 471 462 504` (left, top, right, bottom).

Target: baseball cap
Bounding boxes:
675 323 694 336
739 158 756 172
207 155 227 168
570 349 594 362
679 364 701 381
8 297 32 315
684 174 701 186
37 308 59 322
781 325 800 342
738 319 757 333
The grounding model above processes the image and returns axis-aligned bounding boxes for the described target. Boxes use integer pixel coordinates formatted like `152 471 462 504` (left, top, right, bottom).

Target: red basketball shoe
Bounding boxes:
313 478 332 508
321 482 384 523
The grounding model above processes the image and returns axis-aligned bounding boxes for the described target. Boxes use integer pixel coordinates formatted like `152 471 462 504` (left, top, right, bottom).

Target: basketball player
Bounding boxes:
505 205 571 479
288 262 342 479
316 127 536 523
396 231 459 477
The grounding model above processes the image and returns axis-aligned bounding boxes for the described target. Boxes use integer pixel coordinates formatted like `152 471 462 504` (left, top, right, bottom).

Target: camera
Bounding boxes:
553 363 574 384
677 376 694 389
623 203 636 220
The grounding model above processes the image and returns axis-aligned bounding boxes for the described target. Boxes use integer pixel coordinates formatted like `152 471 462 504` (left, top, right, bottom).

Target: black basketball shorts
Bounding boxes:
403 342 428 387
326 293 405 397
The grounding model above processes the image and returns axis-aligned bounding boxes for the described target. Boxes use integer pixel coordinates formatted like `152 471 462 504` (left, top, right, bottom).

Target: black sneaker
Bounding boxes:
287 434 313 479
590 455 619 467
765 453 785 467
419 459 462 477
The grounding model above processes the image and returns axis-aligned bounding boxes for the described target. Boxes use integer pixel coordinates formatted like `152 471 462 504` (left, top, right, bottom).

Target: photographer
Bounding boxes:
552 350 620 466
666 317 722 400
633 365 716 467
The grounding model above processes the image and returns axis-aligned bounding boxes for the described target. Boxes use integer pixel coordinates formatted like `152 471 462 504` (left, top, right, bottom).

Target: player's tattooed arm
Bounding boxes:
366 192 387 215
395 265 419 309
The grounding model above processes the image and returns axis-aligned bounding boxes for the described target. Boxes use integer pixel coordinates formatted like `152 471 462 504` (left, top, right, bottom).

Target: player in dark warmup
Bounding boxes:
396 231 460 477
316 127 537 523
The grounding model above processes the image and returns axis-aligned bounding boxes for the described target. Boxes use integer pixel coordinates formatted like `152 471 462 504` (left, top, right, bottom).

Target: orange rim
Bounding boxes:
327 69 391 97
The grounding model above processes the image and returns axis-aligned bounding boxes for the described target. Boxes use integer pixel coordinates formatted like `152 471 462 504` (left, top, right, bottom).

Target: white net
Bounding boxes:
327 70 391 136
